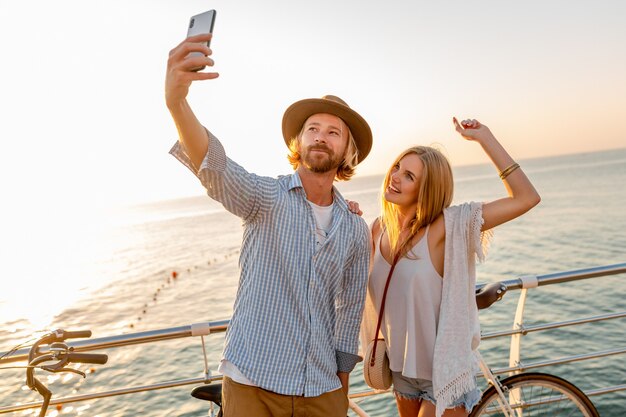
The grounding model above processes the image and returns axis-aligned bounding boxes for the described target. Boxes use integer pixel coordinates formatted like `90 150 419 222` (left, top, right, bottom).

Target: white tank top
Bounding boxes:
369 226 443 380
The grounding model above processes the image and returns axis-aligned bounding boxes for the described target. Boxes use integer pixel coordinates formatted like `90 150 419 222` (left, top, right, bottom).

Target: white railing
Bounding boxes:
1 263 625 415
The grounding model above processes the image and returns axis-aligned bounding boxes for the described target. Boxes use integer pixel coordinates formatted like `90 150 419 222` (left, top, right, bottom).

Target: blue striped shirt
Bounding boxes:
170 132 370 396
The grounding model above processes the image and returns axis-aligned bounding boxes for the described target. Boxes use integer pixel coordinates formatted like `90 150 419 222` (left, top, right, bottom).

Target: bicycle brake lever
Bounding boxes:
40 364 86 378
59 367 86 378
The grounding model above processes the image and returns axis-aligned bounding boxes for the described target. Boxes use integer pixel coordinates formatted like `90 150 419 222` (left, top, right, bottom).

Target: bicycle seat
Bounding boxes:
475 282 507 310
191 383 222 406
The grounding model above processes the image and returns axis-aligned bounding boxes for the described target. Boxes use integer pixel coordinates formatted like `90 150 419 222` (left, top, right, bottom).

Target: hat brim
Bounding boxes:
282 98 372 164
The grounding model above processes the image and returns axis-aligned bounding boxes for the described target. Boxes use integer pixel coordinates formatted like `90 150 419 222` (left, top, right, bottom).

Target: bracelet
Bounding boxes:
499 163 520 180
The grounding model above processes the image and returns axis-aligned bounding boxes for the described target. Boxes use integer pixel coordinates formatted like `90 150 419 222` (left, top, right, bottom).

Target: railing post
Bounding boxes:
191 322 213 381
509 275 539 377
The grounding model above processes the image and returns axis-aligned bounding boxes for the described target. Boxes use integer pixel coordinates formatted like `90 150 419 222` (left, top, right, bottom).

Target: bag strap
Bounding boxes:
370 251 401 366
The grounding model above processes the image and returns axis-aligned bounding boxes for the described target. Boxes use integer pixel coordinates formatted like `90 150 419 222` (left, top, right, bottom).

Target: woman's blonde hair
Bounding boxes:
381 145 454 257
286 123 359 181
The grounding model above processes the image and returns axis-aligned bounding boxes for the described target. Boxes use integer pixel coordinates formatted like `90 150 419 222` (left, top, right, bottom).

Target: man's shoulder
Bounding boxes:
342 215 370 256
236 169 293 190
339 211 370 242
276 172 302 190
352 213 370 230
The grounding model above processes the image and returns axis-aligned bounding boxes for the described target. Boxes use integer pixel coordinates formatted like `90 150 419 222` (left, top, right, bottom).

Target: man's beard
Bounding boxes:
302 144 343 174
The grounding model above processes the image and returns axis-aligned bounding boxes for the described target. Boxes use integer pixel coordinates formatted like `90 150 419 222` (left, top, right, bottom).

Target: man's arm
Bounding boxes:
337 372 350 395
166 34 275 221
165 33 218 171
334 221 371 387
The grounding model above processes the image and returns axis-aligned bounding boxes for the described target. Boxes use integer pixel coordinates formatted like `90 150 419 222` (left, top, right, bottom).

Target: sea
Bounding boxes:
1 148 625 416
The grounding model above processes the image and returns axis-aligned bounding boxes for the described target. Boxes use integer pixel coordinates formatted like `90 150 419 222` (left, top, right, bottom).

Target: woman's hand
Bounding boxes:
346 200 363 216
452 117 541 231
452 117 496 144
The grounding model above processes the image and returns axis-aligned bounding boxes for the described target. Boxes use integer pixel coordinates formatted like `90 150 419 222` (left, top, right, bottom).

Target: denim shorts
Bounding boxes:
391 371 481 413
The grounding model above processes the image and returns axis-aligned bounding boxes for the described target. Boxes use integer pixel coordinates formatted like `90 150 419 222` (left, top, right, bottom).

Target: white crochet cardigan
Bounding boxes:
360 202 491 417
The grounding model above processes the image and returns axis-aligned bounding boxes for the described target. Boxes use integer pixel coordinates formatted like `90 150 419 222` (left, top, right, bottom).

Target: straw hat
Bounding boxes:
281 95 372 164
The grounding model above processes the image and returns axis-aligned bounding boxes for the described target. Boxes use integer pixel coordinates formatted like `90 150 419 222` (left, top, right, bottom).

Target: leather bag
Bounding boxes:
363 252 401 390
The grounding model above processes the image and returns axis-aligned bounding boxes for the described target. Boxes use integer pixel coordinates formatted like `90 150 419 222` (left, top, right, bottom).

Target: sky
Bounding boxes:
0 1 625 278
1 0 625 210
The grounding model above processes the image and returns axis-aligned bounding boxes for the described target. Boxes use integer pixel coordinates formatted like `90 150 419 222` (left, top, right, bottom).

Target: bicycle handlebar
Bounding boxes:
63 330 92 340
65 352 108 365
475 282 508 310
25 329 108 417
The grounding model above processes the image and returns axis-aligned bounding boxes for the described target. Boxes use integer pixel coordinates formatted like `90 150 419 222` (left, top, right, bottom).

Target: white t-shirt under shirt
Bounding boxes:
309 200 334 251
219 200 335 386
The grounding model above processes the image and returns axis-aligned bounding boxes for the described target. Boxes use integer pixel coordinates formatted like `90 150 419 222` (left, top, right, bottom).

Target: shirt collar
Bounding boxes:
287 171 304 191
287 172 349 211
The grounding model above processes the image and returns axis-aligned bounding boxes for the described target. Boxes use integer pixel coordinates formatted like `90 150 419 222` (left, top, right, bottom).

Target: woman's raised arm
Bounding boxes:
453 117 541 231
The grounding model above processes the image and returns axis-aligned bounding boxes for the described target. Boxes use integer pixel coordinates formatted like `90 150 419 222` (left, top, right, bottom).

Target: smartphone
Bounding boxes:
186 9 216 71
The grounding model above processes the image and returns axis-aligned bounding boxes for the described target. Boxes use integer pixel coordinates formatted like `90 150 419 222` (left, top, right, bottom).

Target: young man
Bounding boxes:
165 33 372 417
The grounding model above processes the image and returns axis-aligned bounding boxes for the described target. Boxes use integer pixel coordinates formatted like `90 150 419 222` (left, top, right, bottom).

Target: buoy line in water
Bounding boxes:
127 248 240 330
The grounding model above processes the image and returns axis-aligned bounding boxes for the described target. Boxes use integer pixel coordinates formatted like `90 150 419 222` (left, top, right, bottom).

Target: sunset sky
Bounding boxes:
2 0 625 210
1 0 625 259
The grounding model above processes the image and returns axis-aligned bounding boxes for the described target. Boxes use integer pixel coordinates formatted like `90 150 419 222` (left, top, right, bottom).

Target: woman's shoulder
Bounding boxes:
443 202 483 220
368 217 383 256
437 202 480 239
443 201 469 213
369 216 382 234
428 212 445 244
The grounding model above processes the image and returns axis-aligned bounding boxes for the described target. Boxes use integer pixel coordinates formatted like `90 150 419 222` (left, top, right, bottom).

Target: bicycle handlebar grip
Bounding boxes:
475 282 507 310
66 353 108 365
63 330 92 339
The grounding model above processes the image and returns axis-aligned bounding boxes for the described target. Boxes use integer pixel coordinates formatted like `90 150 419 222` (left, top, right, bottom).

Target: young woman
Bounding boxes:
360 118 541 417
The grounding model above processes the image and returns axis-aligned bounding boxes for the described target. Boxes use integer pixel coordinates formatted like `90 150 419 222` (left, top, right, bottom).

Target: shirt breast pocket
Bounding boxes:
314 242 350 294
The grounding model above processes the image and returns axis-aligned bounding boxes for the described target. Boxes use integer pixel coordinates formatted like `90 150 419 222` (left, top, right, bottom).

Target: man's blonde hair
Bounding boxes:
381 146 454 256
286 122 359 181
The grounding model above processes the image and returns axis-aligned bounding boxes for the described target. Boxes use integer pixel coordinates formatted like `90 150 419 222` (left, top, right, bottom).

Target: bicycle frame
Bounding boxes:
474 350 517 417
